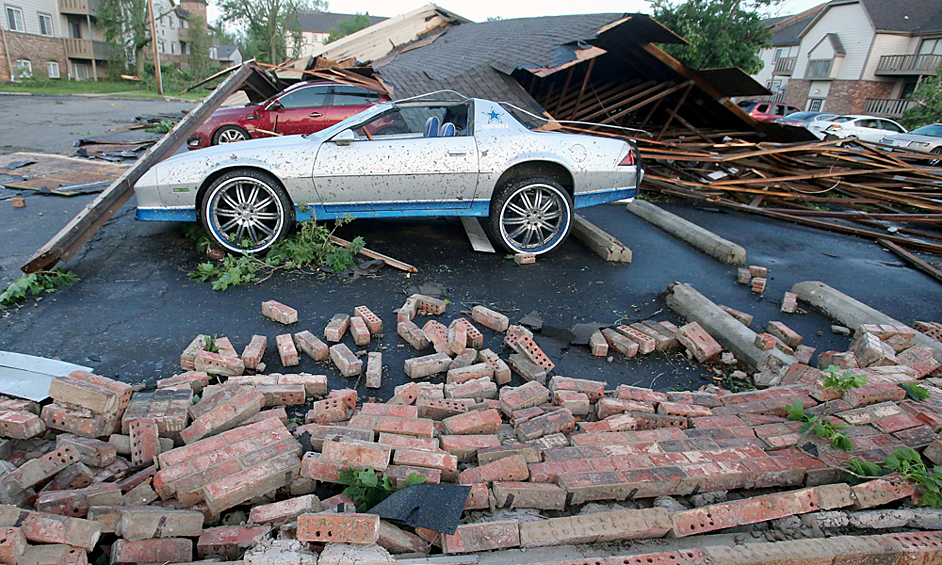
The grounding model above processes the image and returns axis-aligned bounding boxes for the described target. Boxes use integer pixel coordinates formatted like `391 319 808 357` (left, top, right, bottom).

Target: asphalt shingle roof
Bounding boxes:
294 11 388 33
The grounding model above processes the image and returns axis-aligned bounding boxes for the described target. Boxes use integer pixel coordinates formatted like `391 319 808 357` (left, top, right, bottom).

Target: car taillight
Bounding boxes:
619 146 638 166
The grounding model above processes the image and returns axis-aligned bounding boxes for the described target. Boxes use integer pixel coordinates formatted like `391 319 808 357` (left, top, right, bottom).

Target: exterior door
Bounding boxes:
267 84 330 135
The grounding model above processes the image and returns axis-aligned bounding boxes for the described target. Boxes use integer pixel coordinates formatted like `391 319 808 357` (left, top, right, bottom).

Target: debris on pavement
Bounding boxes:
0 286 941 563
0 152 127 197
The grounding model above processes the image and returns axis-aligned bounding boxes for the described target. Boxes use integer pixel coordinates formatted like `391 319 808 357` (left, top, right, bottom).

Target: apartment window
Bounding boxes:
46 61 59 78
170 42 175 54
38 13 52 36
774 47 787 62
69 20 81 38
6 6 24 32
919 38 942 55
71 62 90 80
16 59 31 78
808 99 823 112
806 59 832 79
168 15 173 28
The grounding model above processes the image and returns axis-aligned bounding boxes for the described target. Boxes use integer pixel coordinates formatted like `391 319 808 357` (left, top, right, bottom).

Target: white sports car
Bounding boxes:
134 96 642 255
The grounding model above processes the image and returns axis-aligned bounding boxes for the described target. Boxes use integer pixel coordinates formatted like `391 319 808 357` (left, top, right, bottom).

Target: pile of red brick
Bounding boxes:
0 293 941 564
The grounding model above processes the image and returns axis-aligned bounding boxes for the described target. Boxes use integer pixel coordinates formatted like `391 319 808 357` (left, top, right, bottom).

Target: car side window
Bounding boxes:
858 119 878 128
774 105 788 116
275 85 329 109
757 104 769 113
880 120 904 133
354 104 471 139
331 86 383 106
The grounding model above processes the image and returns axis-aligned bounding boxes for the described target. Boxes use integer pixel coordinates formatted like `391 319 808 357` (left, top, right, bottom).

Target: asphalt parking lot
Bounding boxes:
1 95 940 399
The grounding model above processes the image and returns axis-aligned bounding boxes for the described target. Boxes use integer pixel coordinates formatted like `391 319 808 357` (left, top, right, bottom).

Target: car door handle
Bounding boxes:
448 149 468 156
309 112 323 117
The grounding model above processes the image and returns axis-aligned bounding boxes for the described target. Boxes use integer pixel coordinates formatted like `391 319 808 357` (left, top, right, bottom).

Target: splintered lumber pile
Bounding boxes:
631 136 942 257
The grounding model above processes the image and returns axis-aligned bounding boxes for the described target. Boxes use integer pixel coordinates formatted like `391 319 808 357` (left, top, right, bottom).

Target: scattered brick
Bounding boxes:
350 316 371 346
515 253 536 265
602 328 638 358
417 397 473 420
129 417 160 466
197 525 271 560
751 277 767 293
0 506 101 550
180 386 264 444
354 305 383 335
398 296 419 322
405 352 452 379
322 438 391 471
325 313 350 342
330 343 362 377
194 349 245 376
447 363 494 384
0 526 25 565
180 334 206 371
297 513 379 544
719 305 754 327
366 352 383 389
507 353 548 384
472 305 509 332
262 300 298 324
518 508 670 547
443 409 502 435
274 333 298 367
0 409 44 440
676 322 722 363
615 325 657 354
515 409 576 441
118 507 205 540
157 370 210 393
442 520 520 553
781 291 798 313
589 330 609 356
597 398 655 419
494 481 566 510
349 414 435 438
459 454 529 484
241 335 267 370
56 434 116 467
34 484 122 517
293 331 328 361
111 538 193 565
500 381 551 416
415 294 446 315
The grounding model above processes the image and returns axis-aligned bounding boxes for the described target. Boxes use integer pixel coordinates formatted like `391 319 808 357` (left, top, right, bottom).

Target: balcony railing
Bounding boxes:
863 98 918 117
751 92 785 104
773 57 796 76
64 38 114 61
58 0 99 17
177 27 189 42
876 54 942 76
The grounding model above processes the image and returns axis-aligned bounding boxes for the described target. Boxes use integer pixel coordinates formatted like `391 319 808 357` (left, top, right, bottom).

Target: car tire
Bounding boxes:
930 147 942 166
201 168 295 254
212 125 250 145
488 176 573 255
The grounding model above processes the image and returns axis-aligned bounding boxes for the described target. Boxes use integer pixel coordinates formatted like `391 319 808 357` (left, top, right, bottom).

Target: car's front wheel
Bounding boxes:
930 147 942 166
488 176 573 255
201 169 294 254
212 125 250 145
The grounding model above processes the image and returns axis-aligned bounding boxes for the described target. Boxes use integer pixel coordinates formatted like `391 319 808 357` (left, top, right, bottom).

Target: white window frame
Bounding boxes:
38 12 53 36
170 41 175 54
46 61 60 78
16 59 31 78
6 6 24 32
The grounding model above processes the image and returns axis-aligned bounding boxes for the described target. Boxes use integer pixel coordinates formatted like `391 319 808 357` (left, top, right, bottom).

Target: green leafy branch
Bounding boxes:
822 365 867 392
785 400 854 451
187 213 365 291
845 448 942 508
0 269 78 309
900 382 931 401
337 468 425 511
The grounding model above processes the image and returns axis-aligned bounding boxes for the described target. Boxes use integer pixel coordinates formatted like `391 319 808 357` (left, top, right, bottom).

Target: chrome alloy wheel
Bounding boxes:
217 128 247 143
499 183 570 253
207 177 285 253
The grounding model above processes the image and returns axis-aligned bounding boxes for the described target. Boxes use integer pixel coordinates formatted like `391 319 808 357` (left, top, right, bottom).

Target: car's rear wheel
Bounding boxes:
201 169 294 254
488 176 573 255
212 125 250 145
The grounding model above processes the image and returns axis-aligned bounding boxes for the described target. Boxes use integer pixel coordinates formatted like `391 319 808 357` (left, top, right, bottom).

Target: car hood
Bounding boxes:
164 134 317 164
883 133 938 143
209 104 261 119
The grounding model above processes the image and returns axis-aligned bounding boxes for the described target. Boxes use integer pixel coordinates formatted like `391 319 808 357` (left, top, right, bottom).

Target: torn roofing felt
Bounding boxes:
373 13 685 114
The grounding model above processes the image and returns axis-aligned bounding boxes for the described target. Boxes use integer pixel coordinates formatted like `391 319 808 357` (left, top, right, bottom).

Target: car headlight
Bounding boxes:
910 141 930 148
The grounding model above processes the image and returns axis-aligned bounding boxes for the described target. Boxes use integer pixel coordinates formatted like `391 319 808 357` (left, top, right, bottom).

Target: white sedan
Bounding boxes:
812 115 907 142
134 96 642 255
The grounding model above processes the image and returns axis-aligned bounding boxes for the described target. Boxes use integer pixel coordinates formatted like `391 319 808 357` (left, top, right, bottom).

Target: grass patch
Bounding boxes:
0 80 203 100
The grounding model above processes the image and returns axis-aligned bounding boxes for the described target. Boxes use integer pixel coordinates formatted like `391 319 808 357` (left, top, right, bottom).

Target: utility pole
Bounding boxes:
148 0 163 95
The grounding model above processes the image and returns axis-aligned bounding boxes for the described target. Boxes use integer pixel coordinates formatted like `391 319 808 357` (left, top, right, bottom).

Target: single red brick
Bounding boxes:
443 409 502 435
442 521 519 553
324 313 350 342
297 513 380 544
112 538 193 565
354 305 383 335
0 527 26 565
197 525 271 560
459 454 529 484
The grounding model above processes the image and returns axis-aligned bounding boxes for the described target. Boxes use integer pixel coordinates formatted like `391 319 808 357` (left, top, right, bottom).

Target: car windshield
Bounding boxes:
783 112 818 120
911 124 942 137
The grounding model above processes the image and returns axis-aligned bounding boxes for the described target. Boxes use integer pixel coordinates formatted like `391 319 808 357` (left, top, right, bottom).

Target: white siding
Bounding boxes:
862 33 919 80
794 2 874 81
3 0 60 36
754 47 777 86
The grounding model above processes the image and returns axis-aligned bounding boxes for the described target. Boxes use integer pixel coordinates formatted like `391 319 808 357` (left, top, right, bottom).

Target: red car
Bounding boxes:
187 81 390 150
736 100 801 123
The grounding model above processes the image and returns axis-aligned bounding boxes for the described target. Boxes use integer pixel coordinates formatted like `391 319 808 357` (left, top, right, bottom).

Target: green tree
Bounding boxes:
98 0 151 77
651 0 777 74
325 13 372 44
186 14 213 76
219 0 327 63
901 74 942 130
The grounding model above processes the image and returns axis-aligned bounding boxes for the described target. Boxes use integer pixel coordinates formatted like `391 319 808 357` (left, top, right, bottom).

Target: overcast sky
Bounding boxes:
207 0 826 28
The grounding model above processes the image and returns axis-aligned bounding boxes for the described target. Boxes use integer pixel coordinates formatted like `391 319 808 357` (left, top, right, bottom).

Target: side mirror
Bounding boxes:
332 129 355 146
268 100 283 111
